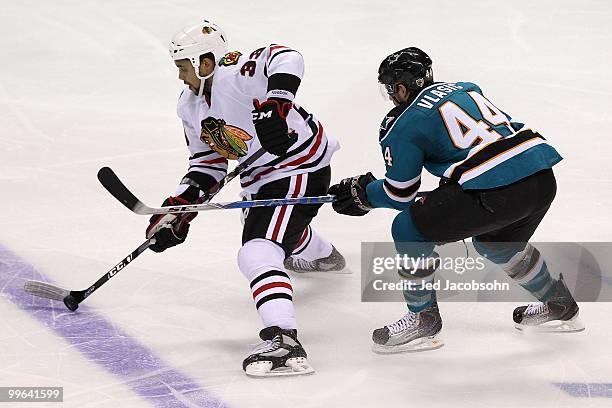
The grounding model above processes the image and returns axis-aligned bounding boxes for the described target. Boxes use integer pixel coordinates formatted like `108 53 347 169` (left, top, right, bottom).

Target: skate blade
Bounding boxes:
301 268 352 275
245 357 315 378
290 266 352 274
515 314 585 333
372 333 444 354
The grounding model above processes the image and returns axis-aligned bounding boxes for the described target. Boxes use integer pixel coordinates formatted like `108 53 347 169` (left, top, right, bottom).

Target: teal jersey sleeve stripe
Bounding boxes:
366 179 416 210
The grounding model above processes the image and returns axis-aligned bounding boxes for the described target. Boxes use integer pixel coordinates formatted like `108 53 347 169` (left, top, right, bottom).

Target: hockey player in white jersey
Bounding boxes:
144 20 344 377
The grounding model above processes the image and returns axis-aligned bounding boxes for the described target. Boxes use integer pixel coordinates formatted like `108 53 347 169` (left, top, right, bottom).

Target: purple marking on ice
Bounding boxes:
0 245 228 408
554 383 612 398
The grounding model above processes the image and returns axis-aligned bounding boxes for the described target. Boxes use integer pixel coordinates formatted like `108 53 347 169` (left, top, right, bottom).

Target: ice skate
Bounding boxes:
243 326 314 377
372 300 443 354
284 245 347 273
513 275 584 332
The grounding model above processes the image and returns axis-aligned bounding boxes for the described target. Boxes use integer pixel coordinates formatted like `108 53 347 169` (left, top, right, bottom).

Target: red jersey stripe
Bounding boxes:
268 45 289 58
242 122 324 187
283 122 323 167
198 157 228 165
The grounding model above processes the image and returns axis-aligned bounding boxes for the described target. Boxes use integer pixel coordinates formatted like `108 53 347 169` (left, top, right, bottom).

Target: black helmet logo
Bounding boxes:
378 47 433 91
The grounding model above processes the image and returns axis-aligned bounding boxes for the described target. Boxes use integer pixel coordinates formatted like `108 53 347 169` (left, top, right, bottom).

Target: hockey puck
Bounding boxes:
63 295 79 311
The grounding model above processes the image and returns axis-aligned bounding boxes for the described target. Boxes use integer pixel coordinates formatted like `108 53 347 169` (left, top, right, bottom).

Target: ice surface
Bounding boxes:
1 1 611 407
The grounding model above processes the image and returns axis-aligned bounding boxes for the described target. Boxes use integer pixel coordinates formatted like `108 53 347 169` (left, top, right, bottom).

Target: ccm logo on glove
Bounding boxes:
252 110 273 120
252 98 298 156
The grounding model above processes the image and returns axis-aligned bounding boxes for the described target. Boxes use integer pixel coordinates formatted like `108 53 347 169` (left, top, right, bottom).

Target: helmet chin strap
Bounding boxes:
191 58 215 97
195 70 214 97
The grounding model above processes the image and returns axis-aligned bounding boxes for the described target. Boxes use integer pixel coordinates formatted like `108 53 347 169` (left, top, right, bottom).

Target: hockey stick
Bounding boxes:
23 238 154 311
137 191 432 215
98 148 268 214
23 151 270 312
105 194 336 215
100 159 430 216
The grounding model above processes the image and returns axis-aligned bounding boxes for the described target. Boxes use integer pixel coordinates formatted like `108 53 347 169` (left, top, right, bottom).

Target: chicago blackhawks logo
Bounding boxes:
200 117 252 160
219 51 242 66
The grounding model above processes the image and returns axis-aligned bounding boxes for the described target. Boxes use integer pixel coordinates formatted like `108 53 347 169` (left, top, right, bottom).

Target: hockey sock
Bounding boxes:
475 242 557 302
402 273 436 312
398 253 439 313
502 245 557 302
251 270 296 329
290 226 333 262
239 239 297 329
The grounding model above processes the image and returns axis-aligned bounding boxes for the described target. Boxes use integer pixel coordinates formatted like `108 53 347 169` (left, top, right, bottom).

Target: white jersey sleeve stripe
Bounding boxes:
383 184 419 203
385 174 421 189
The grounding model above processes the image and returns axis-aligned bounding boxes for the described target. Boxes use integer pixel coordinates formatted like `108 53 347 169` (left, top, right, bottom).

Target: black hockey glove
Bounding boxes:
328 173 376 216
252 98 298 156
146 196 198 253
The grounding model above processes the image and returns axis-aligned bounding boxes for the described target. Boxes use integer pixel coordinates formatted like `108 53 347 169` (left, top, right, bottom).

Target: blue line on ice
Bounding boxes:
554 383 612 398
0 245 229 408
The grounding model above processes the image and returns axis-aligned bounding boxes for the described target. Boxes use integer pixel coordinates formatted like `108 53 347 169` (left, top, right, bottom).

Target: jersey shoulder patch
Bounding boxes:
218 51 242 66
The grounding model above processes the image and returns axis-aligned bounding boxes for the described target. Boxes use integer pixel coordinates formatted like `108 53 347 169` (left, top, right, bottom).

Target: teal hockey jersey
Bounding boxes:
366 82 562 211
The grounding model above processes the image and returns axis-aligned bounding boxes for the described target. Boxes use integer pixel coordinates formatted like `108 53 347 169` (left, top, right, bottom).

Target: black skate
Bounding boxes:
513 274 584 332
372 299 443 354
284 245 347 273
243 326 314 377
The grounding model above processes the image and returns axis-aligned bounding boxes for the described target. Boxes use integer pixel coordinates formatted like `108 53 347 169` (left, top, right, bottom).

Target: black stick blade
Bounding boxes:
63 295 80 311
97 167 146 213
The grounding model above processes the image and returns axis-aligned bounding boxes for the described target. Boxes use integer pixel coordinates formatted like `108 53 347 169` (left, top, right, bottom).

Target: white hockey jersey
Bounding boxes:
176 45 339 195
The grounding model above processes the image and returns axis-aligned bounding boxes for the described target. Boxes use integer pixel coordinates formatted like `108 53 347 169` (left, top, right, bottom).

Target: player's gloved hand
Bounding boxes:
328 172 376 216
146 196 198 253
252 98 298 156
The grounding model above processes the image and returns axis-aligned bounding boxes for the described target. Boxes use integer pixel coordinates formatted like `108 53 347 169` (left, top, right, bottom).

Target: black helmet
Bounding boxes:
378 47 433 94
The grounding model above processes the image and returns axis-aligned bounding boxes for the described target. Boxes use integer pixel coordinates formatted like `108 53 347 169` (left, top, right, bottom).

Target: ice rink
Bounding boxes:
1 0 612 407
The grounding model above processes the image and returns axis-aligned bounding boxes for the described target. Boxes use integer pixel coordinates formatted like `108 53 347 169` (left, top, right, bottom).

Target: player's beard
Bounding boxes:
203 77 212 98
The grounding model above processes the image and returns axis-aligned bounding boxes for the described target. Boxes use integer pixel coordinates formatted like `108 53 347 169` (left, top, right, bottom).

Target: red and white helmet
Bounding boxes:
169 20 228 80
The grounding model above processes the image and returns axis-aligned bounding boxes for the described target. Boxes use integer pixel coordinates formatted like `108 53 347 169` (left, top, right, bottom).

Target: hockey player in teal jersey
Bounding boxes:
329 47 584 353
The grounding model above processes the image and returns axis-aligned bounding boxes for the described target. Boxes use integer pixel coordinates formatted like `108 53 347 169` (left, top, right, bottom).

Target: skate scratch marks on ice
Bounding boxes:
0 245 230 408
